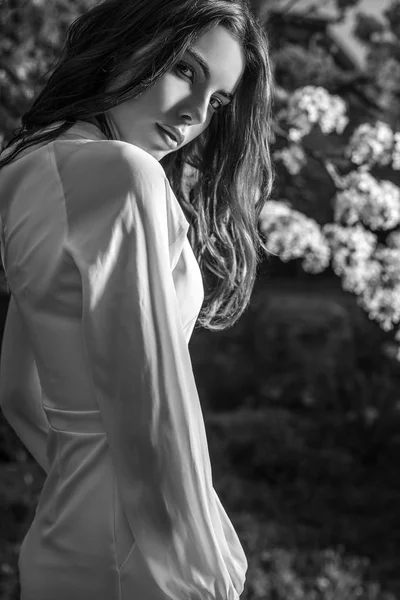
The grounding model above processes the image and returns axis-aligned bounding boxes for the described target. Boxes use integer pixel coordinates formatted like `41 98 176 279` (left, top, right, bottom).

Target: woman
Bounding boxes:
0 0 274 598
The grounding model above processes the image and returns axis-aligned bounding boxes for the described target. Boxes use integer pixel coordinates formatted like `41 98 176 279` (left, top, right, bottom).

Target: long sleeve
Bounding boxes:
0 295 50 474
61 141 247 600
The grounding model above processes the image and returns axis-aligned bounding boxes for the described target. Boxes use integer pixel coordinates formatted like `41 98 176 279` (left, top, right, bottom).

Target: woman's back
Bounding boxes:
0 122 249 600
0 122 201 413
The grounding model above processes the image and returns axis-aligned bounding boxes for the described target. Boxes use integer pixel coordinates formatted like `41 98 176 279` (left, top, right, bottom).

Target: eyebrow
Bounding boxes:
185 47 234 102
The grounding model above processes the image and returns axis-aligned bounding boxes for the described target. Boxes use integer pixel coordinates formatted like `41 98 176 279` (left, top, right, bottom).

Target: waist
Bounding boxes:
43 404 105 434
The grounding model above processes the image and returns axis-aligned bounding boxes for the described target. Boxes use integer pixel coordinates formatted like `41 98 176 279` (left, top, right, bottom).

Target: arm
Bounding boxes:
0 295 50 474
63 142 247 600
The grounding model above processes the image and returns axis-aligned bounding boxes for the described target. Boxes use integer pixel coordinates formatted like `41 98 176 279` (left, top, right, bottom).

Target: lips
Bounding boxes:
157 124 185 146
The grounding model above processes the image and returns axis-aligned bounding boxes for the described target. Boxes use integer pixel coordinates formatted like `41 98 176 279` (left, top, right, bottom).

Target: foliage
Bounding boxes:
272 42 348 92
259 0 400 361
205 395 400 600
268 79 400 349
0 0 93 146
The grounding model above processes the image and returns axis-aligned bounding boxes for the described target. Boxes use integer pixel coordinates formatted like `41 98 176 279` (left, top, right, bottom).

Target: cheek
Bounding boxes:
151 73 186 110
123 79 174 115
186 114 213 145
187 124 206 144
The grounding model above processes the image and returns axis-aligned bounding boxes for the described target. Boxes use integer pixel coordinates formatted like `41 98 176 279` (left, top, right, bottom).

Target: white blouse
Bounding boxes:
0 121 248 600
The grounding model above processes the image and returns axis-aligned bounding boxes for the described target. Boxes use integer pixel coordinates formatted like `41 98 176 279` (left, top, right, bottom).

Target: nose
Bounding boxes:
179 91 210 126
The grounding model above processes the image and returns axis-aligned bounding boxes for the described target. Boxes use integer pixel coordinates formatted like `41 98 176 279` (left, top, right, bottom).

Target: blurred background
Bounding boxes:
2 0 400 598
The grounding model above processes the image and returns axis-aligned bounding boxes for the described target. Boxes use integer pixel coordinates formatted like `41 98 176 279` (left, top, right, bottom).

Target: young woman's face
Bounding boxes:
105 25 246 161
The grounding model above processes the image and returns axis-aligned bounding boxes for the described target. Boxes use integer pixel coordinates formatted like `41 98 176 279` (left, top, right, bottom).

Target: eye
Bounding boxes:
175 61 225 112
175 61 195 82
210 97 224 112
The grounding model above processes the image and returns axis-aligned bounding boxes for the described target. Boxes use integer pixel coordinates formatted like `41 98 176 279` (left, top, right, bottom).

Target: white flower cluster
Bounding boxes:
358 247 400 331
322 223 378 295
286 86 348 141
375 247 400 283
334 169 400 231
346 121 394 168
323 223 400 331
256 184 400 333
259 200 331 273
346 121 400 172
273 143 307 175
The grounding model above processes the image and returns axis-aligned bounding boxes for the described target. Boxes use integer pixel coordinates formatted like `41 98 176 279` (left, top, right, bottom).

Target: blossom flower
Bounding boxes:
322 223 378 294
286 86 348 141
346 121 394 168
273 144 307 175
324 223 400 331
364 248 400 332
334 170 400 231
259 200 331 273
288 126 308 143
359 279 400 332
374 247 400 284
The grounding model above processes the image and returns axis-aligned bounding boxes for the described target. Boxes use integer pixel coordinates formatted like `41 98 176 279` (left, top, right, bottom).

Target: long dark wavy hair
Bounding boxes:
0 0 274 331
